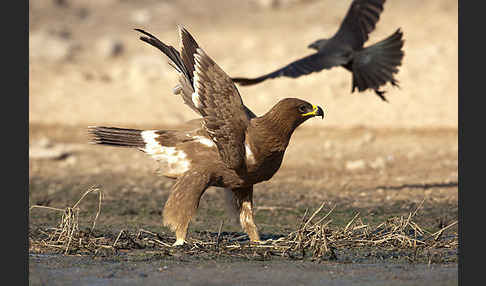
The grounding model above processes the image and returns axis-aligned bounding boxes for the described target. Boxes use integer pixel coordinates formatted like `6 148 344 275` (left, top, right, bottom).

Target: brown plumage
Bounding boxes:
231 0 405 101
88 26 324 246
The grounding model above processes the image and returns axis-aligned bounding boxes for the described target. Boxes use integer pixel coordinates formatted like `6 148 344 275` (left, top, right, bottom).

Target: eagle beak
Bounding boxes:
316 106 324 119
302 105 324 119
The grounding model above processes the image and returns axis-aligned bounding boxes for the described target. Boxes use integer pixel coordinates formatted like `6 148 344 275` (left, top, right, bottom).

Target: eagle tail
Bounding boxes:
351 28 404 100
88 126 145 148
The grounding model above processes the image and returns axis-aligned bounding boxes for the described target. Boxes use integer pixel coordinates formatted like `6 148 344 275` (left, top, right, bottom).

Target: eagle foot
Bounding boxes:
172 238 186 247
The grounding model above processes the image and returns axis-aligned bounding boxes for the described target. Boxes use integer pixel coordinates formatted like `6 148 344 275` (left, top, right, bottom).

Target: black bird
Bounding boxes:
232 0 405 101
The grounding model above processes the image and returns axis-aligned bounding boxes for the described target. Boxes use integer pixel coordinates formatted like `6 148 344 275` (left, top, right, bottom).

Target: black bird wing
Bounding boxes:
232 52 349 86
331 0 385 50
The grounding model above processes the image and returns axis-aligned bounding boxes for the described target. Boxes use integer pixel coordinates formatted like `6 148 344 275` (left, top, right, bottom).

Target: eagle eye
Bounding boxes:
298 105 308 113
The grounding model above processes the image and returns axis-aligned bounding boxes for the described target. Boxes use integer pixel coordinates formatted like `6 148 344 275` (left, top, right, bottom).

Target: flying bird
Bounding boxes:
88 26 324 246
232 0 404 101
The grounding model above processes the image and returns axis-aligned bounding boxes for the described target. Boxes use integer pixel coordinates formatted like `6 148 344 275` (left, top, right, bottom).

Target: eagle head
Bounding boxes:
264 98 324 136
278 97 324 120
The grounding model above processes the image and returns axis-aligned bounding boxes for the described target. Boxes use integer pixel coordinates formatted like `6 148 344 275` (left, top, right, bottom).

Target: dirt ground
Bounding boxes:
30 256 458 286
28 124 458 285
29 0 458 285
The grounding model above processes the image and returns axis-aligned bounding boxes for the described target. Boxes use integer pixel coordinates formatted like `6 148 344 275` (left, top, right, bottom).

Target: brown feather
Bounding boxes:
90 27 325 246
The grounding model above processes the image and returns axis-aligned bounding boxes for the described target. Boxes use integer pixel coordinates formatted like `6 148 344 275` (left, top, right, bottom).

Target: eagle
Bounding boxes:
88 26 324 246
231 0 405 101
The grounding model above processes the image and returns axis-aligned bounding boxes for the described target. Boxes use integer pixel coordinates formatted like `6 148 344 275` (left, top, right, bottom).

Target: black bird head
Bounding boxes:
307 39 329 51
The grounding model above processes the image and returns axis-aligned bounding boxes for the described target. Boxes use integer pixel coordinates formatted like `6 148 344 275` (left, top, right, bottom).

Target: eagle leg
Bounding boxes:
163 170 211 246
224 186 260 242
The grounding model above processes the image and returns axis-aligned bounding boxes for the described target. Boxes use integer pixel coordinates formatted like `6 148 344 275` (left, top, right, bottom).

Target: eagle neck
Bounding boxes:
250 112 296 152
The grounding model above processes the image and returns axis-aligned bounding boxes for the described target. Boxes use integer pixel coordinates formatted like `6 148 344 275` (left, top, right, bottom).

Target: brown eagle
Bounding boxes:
88 26 324 246
231 0 405 101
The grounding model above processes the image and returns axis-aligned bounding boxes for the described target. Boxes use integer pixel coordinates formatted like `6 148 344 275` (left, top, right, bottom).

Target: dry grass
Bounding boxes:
178 200 457 262
29 191 457 263
29 186 106 255
280 200 458 262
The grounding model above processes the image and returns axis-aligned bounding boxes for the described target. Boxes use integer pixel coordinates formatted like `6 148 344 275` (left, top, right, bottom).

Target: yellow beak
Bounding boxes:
302 104 324 119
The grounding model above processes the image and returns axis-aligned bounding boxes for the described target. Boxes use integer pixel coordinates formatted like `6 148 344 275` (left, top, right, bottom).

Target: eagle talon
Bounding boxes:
172 239 186 247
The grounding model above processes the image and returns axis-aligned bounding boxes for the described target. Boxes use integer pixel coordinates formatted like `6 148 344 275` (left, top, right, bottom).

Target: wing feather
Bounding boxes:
331 0 385 49
192 47 250 173
232 52 349 86
135 28 201 113
136 26 254 173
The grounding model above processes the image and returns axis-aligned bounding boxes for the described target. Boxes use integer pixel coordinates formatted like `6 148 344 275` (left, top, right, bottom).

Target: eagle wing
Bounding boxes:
137 26 251 173
331 0 385 50
135 28 202 114
192 47 251 174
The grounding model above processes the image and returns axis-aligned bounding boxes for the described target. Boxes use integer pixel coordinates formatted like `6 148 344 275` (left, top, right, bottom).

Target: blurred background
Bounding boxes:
29 0 457 129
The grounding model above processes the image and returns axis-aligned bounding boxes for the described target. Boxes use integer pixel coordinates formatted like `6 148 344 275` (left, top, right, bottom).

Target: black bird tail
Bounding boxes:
88 126 145 148
351 28 404 100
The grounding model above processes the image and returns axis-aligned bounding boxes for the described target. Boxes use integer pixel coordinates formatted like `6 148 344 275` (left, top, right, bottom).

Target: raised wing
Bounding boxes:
192 47 251 173
232 52 349 86
136 26 251 173
331 0 385 50
136 28 201 114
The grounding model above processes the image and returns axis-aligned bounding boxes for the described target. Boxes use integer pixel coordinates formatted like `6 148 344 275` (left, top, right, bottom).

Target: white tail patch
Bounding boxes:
141 130 190 175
